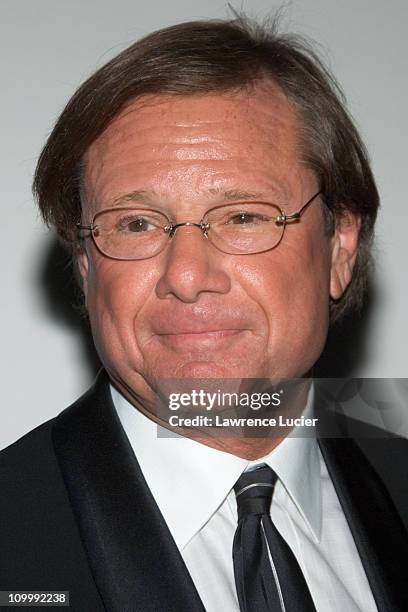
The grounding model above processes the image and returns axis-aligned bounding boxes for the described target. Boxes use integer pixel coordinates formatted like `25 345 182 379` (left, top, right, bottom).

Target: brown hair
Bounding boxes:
33 15 379 322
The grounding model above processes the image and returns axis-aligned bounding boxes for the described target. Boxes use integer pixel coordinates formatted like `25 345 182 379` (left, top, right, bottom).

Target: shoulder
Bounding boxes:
0 370 110 482
0 370 112 514
0 418 72 555
0 387 104 600
356 434 408 530
0 418 59 494
317 405 408 532
0 415 77 557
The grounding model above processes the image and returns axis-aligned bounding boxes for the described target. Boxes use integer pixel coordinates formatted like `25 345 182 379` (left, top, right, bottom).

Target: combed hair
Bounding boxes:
33 15 379 322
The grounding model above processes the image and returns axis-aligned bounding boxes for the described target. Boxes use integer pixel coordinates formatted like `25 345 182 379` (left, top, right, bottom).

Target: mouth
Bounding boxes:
155 329 246 350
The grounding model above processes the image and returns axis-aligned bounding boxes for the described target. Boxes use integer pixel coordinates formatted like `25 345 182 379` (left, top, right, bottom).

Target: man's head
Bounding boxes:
33 16 379 400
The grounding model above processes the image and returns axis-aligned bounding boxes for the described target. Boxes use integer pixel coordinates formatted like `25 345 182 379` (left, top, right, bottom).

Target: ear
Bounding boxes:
76 247 90 303
330 211 361 300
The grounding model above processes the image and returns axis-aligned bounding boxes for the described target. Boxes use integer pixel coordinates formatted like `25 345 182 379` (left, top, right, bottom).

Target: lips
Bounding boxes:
155 329 246 350
149 303 252 350
150 304 251 336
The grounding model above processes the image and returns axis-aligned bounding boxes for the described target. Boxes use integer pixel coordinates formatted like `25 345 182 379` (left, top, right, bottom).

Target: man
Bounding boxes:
0 15 407 612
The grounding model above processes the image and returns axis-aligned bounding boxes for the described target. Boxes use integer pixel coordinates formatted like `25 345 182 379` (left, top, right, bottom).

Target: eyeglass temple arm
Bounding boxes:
76 222 94 232
278 191 322 224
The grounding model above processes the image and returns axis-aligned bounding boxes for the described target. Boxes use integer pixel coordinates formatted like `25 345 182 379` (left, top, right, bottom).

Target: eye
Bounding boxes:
226 211 271 225
118 215 156 232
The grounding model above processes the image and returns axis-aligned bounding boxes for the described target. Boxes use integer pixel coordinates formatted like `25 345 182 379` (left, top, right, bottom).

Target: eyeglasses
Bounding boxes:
77 191 322 261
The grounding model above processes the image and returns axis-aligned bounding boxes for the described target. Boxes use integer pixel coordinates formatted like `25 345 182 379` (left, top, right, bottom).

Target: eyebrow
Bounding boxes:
110 187 271 208
207 188 267 201
111 190 156 207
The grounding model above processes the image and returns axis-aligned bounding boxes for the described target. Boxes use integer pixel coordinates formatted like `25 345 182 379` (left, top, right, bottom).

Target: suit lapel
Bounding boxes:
317 414 408 612
52 371 205 612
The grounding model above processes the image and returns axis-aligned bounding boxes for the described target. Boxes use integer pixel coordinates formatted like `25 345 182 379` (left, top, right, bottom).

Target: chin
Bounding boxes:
177 361 240 379
151 357 270 384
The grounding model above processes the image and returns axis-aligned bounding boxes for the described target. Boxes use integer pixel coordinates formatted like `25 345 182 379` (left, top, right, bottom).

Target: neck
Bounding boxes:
190 435 286 459
110 373 312 460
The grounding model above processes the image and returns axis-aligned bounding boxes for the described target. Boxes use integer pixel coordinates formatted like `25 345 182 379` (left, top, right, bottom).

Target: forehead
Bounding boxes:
83 83 305 209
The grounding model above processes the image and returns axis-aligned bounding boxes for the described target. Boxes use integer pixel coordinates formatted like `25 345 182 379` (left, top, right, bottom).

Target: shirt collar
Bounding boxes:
111 383 322 550
245 420 322 543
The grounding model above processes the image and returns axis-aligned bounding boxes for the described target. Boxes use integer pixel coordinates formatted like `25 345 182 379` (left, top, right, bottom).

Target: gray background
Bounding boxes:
1 0 407 450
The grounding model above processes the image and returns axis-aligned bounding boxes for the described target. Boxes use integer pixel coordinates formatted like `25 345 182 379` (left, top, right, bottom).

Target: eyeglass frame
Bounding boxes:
76 190 323 261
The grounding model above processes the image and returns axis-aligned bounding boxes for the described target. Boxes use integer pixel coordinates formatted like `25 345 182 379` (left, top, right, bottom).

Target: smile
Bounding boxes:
156 329 246 350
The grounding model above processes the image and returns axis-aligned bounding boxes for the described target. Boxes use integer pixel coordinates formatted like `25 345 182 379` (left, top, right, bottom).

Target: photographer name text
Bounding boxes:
168 414 318 428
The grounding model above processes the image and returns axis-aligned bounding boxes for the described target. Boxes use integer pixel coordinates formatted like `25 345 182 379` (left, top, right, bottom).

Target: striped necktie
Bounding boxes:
233 465 316 611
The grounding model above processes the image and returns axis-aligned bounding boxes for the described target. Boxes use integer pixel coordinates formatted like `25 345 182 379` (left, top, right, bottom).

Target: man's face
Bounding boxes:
79 84 358 402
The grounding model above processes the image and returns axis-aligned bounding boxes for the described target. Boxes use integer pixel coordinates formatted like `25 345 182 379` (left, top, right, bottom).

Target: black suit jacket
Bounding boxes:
1 371 407 611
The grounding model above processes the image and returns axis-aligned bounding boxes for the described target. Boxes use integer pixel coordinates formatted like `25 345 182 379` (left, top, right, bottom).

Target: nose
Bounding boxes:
155 225 231 302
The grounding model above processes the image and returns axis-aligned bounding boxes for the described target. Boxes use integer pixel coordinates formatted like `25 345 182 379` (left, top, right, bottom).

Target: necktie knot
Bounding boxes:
234 465 277 520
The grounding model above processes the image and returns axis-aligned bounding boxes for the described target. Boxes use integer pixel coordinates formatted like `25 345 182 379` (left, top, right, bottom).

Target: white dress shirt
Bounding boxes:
111 385 377 612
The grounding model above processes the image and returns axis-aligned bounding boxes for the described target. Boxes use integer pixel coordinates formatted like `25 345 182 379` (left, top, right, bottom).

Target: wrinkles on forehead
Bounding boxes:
81 82 310 217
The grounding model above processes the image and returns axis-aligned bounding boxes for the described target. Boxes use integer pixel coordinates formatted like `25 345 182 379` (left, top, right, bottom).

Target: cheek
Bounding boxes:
237 242 328 302
279 239 331 358
88 255 155 307
235 235 331 373
85 256 158 352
